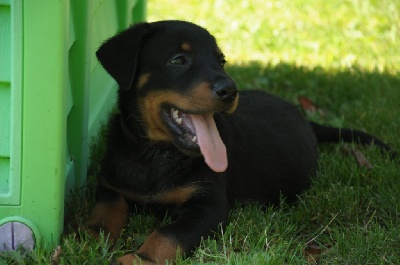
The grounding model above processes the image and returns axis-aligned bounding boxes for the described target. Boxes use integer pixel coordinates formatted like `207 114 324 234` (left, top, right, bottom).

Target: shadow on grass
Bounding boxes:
227 62 400 149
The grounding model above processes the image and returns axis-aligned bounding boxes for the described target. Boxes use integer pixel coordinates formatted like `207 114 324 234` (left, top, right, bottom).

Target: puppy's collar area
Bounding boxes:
120 117 147 145
120 117 170 149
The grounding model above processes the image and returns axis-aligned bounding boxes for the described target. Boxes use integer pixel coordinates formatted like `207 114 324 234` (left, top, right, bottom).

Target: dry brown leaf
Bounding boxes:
352 149 374 169
298 96 318 113
304 244 322 264
298 95 326 117
341 146 373 169
51 246 62 265
305 242 332 264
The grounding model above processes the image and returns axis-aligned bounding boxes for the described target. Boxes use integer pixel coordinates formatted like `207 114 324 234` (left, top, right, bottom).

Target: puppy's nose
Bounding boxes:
213 80 238 103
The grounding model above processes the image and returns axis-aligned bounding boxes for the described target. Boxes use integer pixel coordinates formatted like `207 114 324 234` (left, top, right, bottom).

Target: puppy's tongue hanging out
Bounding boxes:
190 113 227 172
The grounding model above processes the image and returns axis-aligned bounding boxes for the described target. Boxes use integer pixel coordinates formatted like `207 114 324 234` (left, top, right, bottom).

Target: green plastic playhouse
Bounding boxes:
0 0 146 250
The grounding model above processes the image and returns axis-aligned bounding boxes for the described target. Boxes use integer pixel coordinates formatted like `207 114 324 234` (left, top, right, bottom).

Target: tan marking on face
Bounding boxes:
137 73 150 88
181 41 191 51
226 93 239 113
138 92 181 142
138 82 238 142
118 231 182 264
139 84 209 142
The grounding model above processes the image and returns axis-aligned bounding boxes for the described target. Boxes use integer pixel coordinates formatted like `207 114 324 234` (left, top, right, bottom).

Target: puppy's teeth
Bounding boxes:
172 109 179 119
176 118 182 124
192 136 197 142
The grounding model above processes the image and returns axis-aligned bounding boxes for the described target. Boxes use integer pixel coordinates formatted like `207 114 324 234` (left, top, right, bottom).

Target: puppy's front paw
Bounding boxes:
78 222 103 239
117 253 155 265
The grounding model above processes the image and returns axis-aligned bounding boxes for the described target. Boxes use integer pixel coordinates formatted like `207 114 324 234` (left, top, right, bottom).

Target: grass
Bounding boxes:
2 0 399 264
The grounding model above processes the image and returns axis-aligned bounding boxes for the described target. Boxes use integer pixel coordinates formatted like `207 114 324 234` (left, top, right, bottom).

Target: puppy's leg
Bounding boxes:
82 185 129 241
118 192 229 265
117 231 180 265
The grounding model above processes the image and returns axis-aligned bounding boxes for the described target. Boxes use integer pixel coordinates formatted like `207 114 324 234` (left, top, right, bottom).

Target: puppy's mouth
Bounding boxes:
162 106 227 172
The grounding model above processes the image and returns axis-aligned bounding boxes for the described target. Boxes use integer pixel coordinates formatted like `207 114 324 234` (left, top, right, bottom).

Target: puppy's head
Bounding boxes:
97 20 238 172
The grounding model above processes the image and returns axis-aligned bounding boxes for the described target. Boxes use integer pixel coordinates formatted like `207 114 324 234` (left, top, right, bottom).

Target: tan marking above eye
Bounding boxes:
181 41 192 51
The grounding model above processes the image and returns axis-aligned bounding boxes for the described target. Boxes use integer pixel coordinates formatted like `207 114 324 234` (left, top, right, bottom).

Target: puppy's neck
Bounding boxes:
119 114 172 150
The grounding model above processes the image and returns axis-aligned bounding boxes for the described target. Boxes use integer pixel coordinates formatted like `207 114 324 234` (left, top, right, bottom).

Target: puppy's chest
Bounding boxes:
103 149 203 205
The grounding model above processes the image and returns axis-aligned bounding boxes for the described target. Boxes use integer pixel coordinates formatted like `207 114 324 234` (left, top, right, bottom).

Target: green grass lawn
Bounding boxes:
2 0 399 264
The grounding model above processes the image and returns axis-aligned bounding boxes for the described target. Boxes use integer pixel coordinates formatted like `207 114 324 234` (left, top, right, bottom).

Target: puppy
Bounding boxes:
83 20 397 264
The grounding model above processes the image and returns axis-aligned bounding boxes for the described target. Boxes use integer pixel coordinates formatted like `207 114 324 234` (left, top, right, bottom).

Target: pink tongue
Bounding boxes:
190 113 228 172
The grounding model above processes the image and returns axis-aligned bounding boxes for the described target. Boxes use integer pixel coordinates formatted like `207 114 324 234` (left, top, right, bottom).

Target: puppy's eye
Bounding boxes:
169 55 187 65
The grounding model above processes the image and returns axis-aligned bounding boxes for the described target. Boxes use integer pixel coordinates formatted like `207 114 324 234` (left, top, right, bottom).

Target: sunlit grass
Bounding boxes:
149 0 400 72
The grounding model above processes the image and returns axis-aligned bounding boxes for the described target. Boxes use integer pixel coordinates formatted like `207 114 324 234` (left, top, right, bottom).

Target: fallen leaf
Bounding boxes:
304 244 322 264
51 246 62 265
298 96 317 113
298 96 326 117
341 146 373 169
352 149 374 169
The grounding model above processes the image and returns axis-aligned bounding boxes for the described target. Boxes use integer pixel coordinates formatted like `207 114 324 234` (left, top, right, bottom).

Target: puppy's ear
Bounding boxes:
96 22 151 91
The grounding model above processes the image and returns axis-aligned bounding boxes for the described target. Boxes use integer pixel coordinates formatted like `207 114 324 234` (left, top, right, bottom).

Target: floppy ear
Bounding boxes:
96 22 151 91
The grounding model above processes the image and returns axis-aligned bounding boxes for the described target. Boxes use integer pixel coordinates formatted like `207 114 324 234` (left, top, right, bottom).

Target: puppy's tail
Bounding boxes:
309 122 398 160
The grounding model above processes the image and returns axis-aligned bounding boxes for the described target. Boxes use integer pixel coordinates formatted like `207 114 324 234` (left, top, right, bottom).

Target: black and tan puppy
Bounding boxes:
83 20 397 264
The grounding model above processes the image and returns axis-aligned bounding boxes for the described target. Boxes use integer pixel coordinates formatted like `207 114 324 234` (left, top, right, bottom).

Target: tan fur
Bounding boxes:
83 194 128 241
118 231 182 265
100 178 199 205
181 41 192 51
138 84 238 142
154 186 198 204
137 73 150 88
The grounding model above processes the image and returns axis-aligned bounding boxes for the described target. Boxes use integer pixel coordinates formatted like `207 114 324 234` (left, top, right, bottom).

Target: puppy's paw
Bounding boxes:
117 253 155 265
78 224 102 239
